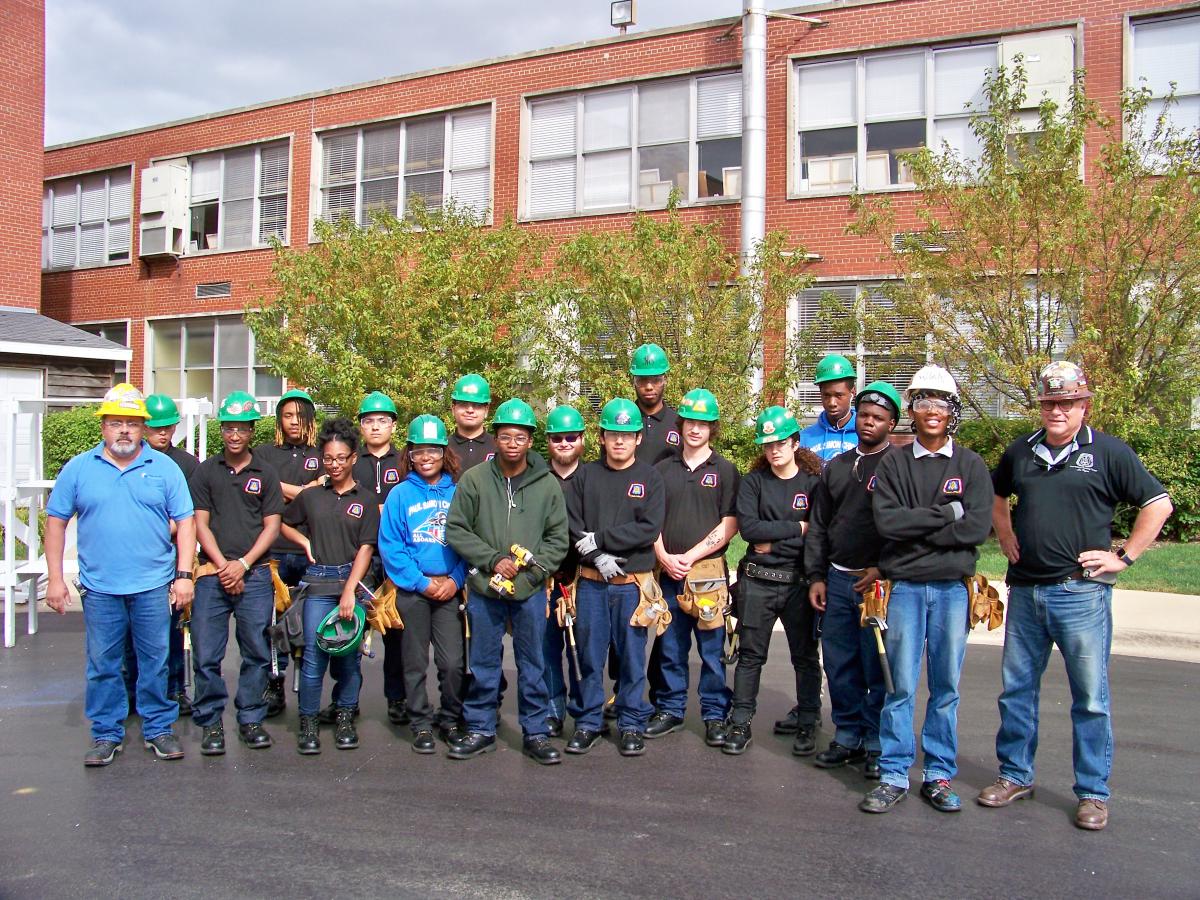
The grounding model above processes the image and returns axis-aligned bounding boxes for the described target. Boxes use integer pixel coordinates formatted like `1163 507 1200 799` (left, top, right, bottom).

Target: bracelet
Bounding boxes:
238 557 251 572
1117 549 1136 568
174 571 194 581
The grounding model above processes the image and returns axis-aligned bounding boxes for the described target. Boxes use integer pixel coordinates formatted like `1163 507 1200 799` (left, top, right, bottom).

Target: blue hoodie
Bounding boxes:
798 409 859 464
378 471 467 593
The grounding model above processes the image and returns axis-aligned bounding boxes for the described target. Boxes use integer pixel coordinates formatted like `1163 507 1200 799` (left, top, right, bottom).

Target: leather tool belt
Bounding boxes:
578 565 638 585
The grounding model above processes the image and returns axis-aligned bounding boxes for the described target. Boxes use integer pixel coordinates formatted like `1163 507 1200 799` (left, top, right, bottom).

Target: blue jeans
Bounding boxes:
574 578 653 732
656 574 732 721
298 563 363 716
269 552 308 675
996 580 1114 801
123 604 187 698
191 567 274 726
821 568 886 751
878 579 969 789
462 589 551 738
543 581 583 724
81 583 175 743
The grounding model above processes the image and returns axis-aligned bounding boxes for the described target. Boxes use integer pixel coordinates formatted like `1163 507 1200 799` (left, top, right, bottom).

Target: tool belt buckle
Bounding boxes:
746 562 795 584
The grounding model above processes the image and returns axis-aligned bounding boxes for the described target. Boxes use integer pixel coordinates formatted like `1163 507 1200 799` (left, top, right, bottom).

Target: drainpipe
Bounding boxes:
742 0 768 396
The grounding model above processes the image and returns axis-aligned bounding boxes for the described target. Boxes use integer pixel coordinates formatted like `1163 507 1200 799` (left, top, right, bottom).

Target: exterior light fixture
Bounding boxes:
611 0 636 34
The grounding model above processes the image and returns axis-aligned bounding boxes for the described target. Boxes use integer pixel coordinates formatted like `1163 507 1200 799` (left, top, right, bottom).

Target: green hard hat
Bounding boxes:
545 405 585 434
358 391 398 419
218 391 262 423
599 398 643 432
678 388 720 422
814 353 858 385
451 373 491 404
629 343 670 377
855 381 903 419
315 605 366 657
278 388 315 408
754 406 801 444
407 414 449 446
144 394 181 428
492 398 537 430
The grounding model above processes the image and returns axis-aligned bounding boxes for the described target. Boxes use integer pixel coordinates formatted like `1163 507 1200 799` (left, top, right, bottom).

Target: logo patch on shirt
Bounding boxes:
1073 453 1095 472
866 474 877 492
346 502 364 519
666 431 681 446
942 477 964 495
413 510 448 545
792 493 809 511
628 482 645 498
383 468 400 484
701 472 718 488
244 477 262 495
304 457 319 471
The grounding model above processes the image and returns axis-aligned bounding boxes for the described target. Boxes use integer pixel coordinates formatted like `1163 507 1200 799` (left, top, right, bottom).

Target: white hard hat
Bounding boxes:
905 365 958 403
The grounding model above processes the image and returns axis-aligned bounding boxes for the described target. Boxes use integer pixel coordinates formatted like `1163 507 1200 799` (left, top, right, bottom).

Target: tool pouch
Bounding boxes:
556 575 579 628
965 575 1005 631
366 579 404 634
630 571 672 636
268 559 292 613
683 557 729 631
268 585 308 655
860 579 891 627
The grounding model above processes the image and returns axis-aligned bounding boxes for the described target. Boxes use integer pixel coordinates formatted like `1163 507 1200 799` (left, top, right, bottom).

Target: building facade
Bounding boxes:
38 0 1200 408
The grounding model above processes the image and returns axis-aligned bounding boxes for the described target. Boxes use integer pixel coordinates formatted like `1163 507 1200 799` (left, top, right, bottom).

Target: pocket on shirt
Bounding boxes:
128 473 168 507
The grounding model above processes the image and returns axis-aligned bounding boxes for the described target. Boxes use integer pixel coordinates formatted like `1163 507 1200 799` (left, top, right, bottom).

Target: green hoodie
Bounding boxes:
446 451 569 600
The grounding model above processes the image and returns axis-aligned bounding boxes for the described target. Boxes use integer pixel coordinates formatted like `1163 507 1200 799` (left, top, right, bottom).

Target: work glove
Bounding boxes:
575 532 598 555
948 501 965 521
594 553 627 581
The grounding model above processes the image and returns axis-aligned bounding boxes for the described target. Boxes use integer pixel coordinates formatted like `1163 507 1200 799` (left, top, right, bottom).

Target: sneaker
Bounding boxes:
297 715 321 755
200 722 226 756
921 779 962 813
143 732 185 760
814 741 867 769
263 676 286 719
722 724 752 755
334 707 359 749
84 740 122 767
791 725 817 757
171 691 193 717
859 783 908 814
387 699 410 726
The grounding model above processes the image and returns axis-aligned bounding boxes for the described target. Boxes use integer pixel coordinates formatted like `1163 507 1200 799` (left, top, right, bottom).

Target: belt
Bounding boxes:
1014 569 1116 587
744 562 799 584
578 565 639 585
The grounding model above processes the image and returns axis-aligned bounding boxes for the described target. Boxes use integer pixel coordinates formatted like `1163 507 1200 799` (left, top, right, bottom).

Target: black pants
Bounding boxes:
375 560 405 703
394 590 464 731
729 573 821 727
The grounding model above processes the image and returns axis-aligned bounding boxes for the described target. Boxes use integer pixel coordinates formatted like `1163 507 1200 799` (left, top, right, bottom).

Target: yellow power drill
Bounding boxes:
488 543 550 596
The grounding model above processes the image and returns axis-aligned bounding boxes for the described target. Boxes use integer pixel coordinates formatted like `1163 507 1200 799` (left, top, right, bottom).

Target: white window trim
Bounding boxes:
42 166 134 272
1125 12 1200 142
144 312 279 402
185 140 291 256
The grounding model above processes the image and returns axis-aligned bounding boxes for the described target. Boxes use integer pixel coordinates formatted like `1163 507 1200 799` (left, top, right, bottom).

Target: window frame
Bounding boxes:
41 166 134 272
72 319 131 385
185 140 291 255
146 312 281 401
1127 12 1200 143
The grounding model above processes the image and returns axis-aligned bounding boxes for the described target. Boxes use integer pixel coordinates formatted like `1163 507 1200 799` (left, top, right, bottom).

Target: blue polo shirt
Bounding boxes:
47 441 194 594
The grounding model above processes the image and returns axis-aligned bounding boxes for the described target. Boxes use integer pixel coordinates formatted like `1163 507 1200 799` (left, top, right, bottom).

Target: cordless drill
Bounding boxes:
488 543 549 596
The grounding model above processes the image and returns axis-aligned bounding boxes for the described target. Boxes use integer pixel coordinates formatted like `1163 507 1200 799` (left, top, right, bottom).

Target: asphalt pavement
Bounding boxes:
1 613 1197 899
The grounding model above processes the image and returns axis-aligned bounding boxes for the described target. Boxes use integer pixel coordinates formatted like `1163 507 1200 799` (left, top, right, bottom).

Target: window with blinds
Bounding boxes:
150 314 282 400
42 168 132 271
1131 15 1200 142
186 140 290 253
526 71 743 218
318 107 492 227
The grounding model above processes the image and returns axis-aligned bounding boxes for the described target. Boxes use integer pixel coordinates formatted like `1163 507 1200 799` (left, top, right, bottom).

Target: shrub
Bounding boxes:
43 406 101 478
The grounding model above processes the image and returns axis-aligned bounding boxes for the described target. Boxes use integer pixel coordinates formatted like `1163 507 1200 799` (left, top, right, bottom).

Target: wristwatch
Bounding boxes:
175 571 194 581
1117 549 1136 567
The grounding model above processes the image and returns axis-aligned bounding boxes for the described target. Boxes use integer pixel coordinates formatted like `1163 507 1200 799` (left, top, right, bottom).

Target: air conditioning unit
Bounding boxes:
1001 31 1075 111
139 163 189 258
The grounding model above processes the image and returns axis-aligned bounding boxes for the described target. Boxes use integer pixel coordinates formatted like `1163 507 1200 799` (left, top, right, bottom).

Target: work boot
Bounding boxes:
200 722 226 756
921 779 962 813
619 731 646 757
722 724 752 755
171 691 193 717
297 715 321 755
144 732 185 760
863 751 882 780
814 741 867 769
704 719 728 747
334 708 359 749
448 732 497 759
546 716 563 738
565 729 602 755
435 723 462 744
792 725 817 757
263 677 286 719
643 711 685 739
774 706 800 735
523 735 562 766
412 730 437 754
859 783 908 814
387 699 410 725
238 722 273 750
1075 799 1108 831
84 740 122 767
320 702 361 724
977 777 1035 807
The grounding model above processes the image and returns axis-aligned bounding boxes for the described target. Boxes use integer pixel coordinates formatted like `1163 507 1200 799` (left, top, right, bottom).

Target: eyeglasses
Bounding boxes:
321 454 352 465
496 434 531 446
1039 399 1080 412
549 433 581 444
101 419 143 430
409 447 445 460
912 398 951 413
360 415 394 427
634 376 665 387
220 424 254 435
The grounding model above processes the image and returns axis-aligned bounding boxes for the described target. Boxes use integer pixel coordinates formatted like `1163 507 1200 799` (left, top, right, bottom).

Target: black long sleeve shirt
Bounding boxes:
566 459 665 574
737 466 819 569
804 446 891 581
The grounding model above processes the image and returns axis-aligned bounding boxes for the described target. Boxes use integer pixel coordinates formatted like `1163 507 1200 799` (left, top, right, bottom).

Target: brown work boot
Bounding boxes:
976 777 1035 808
1075 798 1108 831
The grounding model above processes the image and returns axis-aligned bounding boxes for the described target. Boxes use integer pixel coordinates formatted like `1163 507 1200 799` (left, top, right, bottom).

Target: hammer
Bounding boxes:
864 615 895 695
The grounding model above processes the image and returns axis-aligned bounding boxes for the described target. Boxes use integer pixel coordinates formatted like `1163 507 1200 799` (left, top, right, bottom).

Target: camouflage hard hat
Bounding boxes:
1037 361 1093 401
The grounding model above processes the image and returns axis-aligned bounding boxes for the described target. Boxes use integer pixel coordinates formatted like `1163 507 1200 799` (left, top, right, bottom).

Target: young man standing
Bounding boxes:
799 354 859 463
806 381 903 778
449 374 496 471
980 362 1172 831
629 343 680 466
647 389 738 747
352 390 409 727
189 392 284 755
565 399 666 757
860 366 992 815
445 400 569 765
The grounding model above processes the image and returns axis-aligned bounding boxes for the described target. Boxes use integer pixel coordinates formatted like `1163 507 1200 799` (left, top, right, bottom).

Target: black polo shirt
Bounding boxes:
993 426 1168 584
190 453 285 564
552 462 581 580
352 445 403 506
655 450 740 559
254 441 323 553
451 430 496 471
163 444 198 480
283 481 380 567
635 402 680 465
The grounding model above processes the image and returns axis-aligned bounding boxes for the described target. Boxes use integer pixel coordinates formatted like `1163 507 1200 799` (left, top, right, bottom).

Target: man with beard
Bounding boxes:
45 384 196 766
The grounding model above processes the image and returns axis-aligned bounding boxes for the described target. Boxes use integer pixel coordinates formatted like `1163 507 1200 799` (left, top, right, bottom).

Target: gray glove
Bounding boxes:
594 553 627 581
575 532 598 556
948 501 965 521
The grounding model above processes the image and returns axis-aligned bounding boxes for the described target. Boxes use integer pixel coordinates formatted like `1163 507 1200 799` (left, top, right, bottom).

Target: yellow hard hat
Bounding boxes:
95 382 151 419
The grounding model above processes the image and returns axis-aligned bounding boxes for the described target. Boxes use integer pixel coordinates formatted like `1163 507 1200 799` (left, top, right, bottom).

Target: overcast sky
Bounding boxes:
45 1 794 146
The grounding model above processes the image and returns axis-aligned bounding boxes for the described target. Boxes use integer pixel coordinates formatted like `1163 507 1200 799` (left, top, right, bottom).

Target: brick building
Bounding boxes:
37 0 1200 410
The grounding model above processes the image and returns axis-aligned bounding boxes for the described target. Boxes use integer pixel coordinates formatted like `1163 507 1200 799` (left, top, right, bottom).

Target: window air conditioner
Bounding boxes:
139 163 190 258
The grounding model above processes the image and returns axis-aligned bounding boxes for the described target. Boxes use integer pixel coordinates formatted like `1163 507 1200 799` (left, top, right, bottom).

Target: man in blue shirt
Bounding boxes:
45 384 196 767
798 354 859 464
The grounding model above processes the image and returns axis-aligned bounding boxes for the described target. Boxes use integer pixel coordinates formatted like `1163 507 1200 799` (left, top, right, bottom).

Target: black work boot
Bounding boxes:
792 724 817 756
320 701 360 724
334 707 359 749
722 723 752 755
200 721 226 756
774 706 800 735
263 676 286 719
297 715 321 755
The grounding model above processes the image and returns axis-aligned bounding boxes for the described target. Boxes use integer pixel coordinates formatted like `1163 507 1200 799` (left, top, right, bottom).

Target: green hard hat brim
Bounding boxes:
145 415 181 428
755 426 799 444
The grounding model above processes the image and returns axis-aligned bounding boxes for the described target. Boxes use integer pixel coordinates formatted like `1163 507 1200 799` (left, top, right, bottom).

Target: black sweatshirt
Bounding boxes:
566 459 665 574
737 466 820 569
873 440 993 582
804 446 891 581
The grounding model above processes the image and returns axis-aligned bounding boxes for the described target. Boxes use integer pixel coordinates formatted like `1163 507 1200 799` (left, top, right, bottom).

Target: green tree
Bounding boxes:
247 202 548 420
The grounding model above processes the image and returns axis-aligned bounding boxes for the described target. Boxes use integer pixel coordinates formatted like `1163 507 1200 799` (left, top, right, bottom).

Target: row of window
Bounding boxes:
43 15 1198 271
